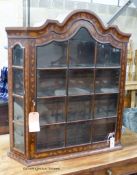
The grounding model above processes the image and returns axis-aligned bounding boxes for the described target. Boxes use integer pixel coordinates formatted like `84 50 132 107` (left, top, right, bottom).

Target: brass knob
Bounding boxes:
107 169 112 175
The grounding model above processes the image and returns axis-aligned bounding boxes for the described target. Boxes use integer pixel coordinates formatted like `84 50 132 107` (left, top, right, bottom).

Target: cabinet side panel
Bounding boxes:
115 43 128 142
8 39 14 151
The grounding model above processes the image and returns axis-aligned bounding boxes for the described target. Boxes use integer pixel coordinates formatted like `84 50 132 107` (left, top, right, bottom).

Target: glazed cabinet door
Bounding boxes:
33 27 121 157
12 44 25 153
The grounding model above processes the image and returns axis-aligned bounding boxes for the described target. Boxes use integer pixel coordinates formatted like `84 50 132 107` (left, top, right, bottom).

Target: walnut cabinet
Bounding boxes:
6 10 130 166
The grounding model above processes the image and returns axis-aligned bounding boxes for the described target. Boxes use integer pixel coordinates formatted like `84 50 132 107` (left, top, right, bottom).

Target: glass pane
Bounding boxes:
96 43 121 67
14 123 24 152
37 41 67 68
37 70 66 97
13 69 23 95
13 97 24 122
69 28 95 67
94 94 118 118
37 98 65 125
95 69 120 93
13 45 23 66
68 70 93 95
68 96 92 121
37 125 65 150
92 118 116 142
66 122 91 146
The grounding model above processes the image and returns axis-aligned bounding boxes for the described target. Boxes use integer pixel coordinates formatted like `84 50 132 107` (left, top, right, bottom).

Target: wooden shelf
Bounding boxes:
12 65 23 69
96 66 121 69
37 67 67 70
12 94 24 99
13 120 24 126
125 81 137 90
125 81 137 107
95 91 119 95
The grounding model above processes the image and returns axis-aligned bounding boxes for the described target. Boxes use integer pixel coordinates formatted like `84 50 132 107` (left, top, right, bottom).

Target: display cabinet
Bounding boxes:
6 10 130 166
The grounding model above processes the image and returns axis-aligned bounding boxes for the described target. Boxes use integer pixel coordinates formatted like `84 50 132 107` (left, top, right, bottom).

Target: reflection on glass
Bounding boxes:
96 43 121 67
13 69 23 95
68 96 92 121
68 70 93 95
37 98 65 125
14 124 24 152
14 97 24 122
92 118 116 142
69 28 95 67
37 70 66 97
37 125 65 150
66 122 91 146
37 41 67 68
94 94 118 118
13 45 23 66
95 69 119 93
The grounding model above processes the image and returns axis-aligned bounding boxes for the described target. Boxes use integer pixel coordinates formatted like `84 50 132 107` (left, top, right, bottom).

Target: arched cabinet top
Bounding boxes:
6 10 131 48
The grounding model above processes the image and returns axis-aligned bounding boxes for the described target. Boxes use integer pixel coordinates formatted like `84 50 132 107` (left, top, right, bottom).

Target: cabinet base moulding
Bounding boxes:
8 144 122 167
